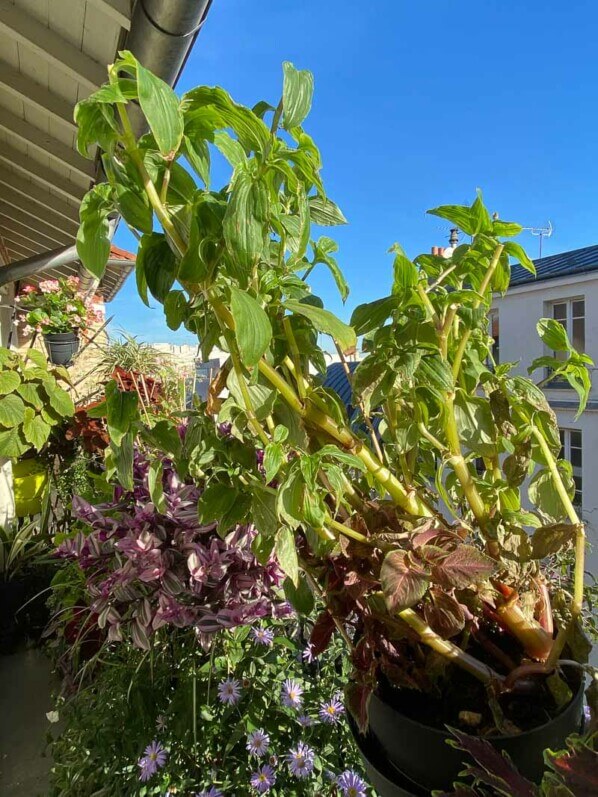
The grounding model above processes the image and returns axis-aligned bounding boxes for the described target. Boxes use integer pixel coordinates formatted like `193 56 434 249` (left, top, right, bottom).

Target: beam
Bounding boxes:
0 108 94 181
0 1 105 91
86 0 131 31
0 169 79 225
1 232 44 256
0 61 76 131
0 215 70 250
0 141 87 203
0 208 73 247
1 186 79 232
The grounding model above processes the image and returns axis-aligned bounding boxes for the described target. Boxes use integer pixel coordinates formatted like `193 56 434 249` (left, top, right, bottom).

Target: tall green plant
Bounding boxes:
74 55 595 730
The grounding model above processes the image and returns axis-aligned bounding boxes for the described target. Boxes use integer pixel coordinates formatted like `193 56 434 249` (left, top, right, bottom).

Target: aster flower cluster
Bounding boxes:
15 276 104 336
59 451 286 649
137 740 167 782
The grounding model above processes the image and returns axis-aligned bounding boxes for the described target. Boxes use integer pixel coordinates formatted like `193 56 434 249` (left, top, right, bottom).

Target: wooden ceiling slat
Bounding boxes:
0 61 76 131
1 185 79 233
0 140 87 202
86 0 131 31
0 207 73 247
0 1 105 90
0 168 80 224
0 213 70 250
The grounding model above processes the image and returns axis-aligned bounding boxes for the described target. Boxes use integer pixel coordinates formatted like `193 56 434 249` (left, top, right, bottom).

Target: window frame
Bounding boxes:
559 427 582 509
545 296 585 388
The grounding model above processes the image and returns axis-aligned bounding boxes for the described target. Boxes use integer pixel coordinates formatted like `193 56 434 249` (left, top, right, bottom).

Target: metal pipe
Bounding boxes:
0 245 132 289
126 0 213 87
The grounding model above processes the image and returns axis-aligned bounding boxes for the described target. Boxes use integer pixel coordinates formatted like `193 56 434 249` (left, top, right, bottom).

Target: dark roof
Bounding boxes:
510 244 598 287
322 361 358 412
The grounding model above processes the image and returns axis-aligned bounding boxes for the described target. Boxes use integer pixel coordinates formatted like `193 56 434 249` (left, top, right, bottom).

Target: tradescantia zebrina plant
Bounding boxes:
75 54 595 736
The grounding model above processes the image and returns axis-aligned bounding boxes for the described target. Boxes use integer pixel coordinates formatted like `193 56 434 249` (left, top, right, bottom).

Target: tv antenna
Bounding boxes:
522 221 553 258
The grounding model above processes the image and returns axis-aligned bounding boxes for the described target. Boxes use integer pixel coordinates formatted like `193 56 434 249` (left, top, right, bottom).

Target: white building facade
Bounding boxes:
492 244 598 576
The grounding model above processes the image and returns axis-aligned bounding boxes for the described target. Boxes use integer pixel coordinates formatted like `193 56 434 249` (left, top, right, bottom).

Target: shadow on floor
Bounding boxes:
0 648 56 796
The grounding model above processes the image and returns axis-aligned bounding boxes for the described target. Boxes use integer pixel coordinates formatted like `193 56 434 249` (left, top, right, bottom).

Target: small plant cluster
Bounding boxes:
15 276 104 336
56 448 287 650
0 347 75 458
49 621 369 796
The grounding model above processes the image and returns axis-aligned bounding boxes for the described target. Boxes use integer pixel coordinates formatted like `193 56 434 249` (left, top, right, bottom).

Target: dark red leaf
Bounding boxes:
547 744 598 797
380 549 429 612
423 589 465 638
345 681 372 735
448 728 538 797
432 545 496 590
433 786 480 797
309 610 336 656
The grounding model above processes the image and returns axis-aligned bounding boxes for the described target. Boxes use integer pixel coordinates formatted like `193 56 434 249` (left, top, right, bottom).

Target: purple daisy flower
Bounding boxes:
251 626 275 646
319 697 345 724
138 740 166 781
337 769 368 797
250 764 276 793
218 677 242 705
297 713 314 727
156 714 167 731
302 643 315 663
195 788 224 797
286 742 315 778
281 678 303 709
246 729 270 757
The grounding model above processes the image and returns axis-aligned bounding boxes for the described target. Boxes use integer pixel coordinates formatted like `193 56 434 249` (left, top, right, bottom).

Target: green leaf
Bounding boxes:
308 196 347 226
275 526 299 586
318 445 367 472
350 295 398 336
530 523 576 559
381 550 429 612
283 574 314 614
251 487 279 538
22 411 51 451
183 136 210 187
198 482 239 524
427 203 475 236
226 370 276 421
147 460 166 513
223 169 269 272
492 219 523 237
213 131 246 168
391 248 418 295
529 464 575 522
141 420 182 460
0 426 29 457
137 61 184 156
16 382 43 410
230 287 272 366
282 61 314 130
110 433 134 491
114 180 153 234
105 380 139 446
417 355 454 392
537 318 570 352
0 394 25 427
283 299 356 353
312 236 349 302
76 184 113 279
504 240 536 275
164 290 188 331
74 99 118 157
0 370 20 395
264 442 284 483
138 233 178 303
469 189 493 234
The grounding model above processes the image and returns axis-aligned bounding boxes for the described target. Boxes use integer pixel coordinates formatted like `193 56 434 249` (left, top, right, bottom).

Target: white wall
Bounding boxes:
492 273 598 577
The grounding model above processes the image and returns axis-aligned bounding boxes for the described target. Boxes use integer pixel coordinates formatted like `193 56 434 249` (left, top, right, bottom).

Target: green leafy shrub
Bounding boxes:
0 347 75 458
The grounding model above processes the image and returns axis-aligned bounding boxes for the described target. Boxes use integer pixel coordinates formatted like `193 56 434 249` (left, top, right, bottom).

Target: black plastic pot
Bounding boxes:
0 579 26 654
367 674 585 792
43 331 79 365
348 714 424 797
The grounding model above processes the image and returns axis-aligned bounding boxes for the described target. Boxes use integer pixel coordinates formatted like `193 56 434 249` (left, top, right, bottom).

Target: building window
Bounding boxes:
488 310 499 364
559 428 582 508
547 298 584 386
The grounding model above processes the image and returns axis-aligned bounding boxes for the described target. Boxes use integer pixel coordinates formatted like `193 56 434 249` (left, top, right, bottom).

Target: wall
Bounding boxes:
492 272 598 576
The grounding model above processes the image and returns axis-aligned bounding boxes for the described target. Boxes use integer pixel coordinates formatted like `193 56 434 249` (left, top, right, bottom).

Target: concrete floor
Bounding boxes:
0 648 55 796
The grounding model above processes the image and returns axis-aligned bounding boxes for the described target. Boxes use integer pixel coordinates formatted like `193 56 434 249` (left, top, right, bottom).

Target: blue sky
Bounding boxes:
110 0 598 344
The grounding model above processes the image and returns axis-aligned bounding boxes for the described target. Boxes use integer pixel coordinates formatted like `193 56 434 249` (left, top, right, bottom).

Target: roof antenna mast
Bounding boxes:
521 221 553 258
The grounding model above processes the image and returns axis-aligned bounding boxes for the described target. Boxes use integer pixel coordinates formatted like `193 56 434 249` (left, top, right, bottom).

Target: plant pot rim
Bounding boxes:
372 665 584 742
43 329 79 339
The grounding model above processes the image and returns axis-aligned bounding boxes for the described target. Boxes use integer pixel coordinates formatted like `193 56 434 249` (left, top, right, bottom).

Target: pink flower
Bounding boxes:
39 279 59 293
22 324 34 335
21 284 36 294
66 303 78 313
67 275 80 288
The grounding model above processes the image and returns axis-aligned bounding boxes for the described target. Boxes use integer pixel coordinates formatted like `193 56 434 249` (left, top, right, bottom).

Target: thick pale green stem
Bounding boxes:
282 316 307 398
531 426 586 667
396 608 502 685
